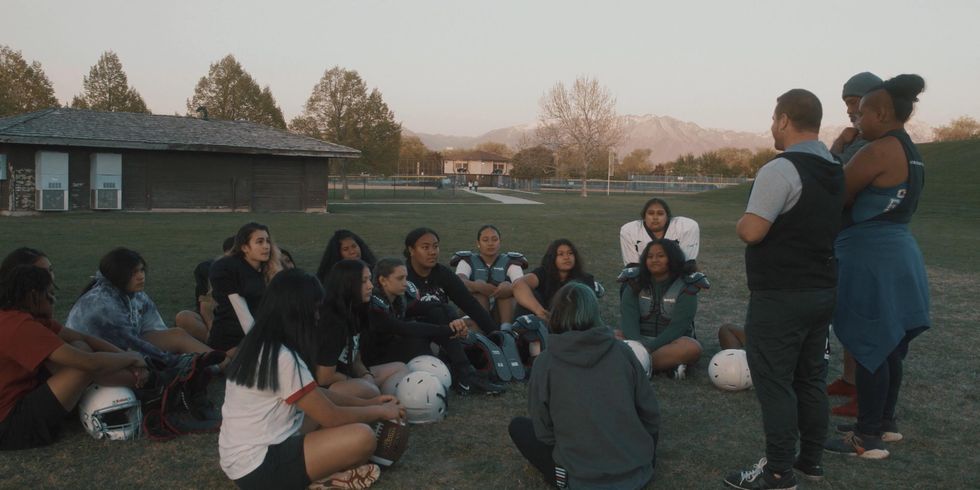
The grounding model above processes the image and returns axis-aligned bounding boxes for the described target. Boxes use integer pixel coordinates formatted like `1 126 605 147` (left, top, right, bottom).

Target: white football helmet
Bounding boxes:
623 340 652 378
394 372 448 424
406 355 452 391
708 349 753 391
78 384 142 440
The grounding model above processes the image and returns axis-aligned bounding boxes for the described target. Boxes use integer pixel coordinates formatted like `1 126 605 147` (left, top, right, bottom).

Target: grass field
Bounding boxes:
1 140 977 489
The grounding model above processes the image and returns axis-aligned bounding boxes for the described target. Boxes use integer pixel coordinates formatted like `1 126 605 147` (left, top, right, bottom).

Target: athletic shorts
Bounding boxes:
234 435 310 490
0 382 69 450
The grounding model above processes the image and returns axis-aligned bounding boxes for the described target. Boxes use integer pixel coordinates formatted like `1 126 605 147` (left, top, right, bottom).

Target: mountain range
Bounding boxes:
406 115 934 164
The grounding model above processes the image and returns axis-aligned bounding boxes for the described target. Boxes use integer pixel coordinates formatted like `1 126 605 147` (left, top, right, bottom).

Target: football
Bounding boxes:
369 419 410 467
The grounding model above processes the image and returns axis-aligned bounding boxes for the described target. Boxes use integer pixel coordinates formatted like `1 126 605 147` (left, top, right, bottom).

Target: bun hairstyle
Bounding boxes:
882 74 925 123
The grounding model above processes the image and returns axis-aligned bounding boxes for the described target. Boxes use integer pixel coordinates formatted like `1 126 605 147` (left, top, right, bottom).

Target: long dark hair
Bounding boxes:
539 238 586 304
0 247 48 283
635 239 686 290
226 269 325 391
0 265 53 312
321 259 370 359
81 247 146 296
317 229 377 282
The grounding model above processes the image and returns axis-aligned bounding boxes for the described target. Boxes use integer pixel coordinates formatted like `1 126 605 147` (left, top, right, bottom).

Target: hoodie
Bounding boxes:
528 325 660 489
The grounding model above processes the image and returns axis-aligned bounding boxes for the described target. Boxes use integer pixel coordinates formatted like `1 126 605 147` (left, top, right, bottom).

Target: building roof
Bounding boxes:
443 150 511 163
0 108 360 158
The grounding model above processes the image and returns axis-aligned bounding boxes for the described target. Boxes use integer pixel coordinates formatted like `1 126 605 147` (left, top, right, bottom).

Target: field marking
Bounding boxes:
461 190 543 204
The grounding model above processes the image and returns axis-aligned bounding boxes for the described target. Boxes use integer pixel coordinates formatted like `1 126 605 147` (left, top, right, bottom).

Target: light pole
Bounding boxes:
606 148 616 196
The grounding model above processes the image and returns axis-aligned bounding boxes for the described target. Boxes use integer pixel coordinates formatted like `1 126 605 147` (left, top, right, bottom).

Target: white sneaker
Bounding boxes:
673 364 687 380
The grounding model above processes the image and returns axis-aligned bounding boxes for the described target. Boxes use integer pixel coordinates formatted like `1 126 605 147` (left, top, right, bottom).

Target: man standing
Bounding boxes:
724 89 844 489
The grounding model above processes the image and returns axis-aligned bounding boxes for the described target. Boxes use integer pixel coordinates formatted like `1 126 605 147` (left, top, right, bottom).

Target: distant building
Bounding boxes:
442 150 512 187
0 108 359 214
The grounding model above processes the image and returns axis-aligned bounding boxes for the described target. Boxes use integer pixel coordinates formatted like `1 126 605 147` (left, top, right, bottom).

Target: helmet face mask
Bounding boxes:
708 349 753 391
79 385 142 440
394 372 448 424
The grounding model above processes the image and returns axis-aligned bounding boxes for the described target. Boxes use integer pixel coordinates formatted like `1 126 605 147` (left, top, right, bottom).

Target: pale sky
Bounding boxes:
4 0 979 136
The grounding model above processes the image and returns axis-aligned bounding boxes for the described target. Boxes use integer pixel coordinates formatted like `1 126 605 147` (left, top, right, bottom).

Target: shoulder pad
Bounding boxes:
370 293 389 310
506 252 529 268
449 251 472 267
405 281 419 300
617 266 640 283
593 281 605 298
682 272 710 293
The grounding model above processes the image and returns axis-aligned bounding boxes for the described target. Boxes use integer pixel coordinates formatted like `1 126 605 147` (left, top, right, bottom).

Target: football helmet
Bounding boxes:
708 349 753 391
406 355 452 390
78 384 142 440
623 340 652 378
394 372 448 424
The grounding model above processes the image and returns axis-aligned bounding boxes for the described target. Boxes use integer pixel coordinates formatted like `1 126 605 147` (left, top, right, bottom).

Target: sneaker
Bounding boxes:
831 396 858 417
826 377 856 397
837 420 903 442
824 432 890 459
724 458 798 489
453 372 505 396
309 463 381 489
791 459 824 482
672 364 687 380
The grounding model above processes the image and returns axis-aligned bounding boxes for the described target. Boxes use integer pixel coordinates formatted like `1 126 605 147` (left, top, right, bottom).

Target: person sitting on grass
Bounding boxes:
368 257 490 395
620 197 700 268
509 282 660 489
0 265 146 451
317 229 379 281
619 239 707 379
513 239 603 363
208 222 273 356
219 268 403 490
314 260 410 398
451 224 528 328
67 247 219 366
174 235 235 344
0 247 56 285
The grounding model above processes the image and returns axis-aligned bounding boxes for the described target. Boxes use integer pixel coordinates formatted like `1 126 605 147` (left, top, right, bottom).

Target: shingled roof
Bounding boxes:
0 108 360 158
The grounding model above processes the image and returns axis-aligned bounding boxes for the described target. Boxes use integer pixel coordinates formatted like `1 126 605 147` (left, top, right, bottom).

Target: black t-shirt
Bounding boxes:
316 304 363 375
208 255 266 349
193 259 214 300
406 263 497 333
530 266 596 310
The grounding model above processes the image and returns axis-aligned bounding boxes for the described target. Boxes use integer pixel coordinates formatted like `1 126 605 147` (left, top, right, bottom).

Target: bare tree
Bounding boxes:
537 76 624 196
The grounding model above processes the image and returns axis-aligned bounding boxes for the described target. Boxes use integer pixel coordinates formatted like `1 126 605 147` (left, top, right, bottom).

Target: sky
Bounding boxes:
4 0 979 136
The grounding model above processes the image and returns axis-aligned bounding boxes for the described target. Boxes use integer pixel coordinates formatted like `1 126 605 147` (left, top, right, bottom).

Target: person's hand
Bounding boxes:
492 282 512 298
133 367 150 388
839 127 859 145
125 351 147 368
449 318 469 338
476 281 495 296
381 399 406 422
613 329 625 340
372 394 398 406
535 308 549 320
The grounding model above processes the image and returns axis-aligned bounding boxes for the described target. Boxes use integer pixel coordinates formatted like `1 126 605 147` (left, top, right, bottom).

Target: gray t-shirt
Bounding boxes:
745 140 838 221
837 137 870 164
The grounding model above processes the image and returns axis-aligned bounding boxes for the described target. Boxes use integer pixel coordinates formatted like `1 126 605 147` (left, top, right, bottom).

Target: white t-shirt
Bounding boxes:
455 258 524 282
619 216 700 265
219 347 316 480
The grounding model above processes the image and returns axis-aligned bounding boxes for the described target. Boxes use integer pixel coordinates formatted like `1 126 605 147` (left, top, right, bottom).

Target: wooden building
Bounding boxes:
442 150 512 187
0 108 359 214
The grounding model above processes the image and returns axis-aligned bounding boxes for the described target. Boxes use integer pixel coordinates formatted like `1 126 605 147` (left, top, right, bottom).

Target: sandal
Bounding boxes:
309 463 381 490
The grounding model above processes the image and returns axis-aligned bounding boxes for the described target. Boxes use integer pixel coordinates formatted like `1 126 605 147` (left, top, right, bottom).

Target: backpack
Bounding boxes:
138 351 225 441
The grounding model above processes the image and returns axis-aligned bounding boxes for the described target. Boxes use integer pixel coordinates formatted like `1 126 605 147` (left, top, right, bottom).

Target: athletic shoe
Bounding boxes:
824 432 890 459
826 377 856 397
837 420 903 442
453 372 505 396
724 458 798 489
309 463 381 489
831 396 858 417
672 364 687 380
791 459 824 482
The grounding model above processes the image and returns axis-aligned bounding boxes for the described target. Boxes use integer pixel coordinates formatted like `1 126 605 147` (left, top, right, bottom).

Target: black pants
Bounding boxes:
509 417 560 487
745 288 834 472
855 336 910 435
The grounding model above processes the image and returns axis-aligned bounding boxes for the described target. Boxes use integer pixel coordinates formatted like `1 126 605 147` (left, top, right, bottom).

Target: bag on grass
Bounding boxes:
138 351 225 441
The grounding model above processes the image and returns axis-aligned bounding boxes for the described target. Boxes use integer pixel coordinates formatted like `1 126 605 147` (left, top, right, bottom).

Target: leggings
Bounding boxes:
855 336 910 435
509 417 561 488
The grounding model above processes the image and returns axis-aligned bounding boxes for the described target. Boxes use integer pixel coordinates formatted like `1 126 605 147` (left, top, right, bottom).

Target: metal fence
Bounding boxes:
511 175 751 194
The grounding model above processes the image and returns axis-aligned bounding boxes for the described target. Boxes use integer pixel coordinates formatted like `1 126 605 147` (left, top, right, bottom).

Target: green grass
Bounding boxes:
327 187 489 202
1 140 978 488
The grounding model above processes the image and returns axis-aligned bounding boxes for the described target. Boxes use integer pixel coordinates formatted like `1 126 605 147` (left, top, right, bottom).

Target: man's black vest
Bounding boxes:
745 151 844 291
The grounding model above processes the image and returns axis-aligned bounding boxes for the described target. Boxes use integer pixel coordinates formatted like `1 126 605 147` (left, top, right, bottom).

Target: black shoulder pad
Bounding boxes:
506 252 529 269
617 266 640 283
370 293 389 310
682 272 710 293
449 251 472 267
593 281 605 298
405 281 419 300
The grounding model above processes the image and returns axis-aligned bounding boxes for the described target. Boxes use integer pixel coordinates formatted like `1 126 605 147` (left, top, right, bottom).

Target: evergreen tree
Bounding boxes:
186 54 285 128
71 51 149 113
0 45 59 116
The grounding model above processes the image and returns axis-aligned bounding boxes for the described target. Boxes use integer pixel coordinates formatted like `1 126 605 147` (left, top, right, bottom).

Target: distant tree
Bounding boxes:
399 135 430 171
511 145 555 179
474 141 513 158
537 76 624 196
933 116 980 142
71 51 149 113
0 45 59 116
186 54 285 128
290 66 402 197
617 148 653 178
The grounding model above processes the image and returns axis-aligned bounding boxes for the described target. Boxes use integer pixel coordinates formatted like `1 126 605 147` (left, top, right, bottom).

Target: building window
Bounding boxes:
493 163 505 175
456 162 469 173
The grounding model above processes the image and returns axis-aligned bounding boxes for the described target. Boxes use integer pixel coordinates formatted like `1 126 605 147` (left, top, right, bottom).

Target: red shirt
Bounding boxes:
0 310 64 421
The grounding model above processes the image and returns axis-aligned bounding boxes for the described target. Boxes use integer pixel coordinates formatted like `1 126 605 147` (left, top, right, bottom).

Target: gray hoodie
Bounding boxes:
529 326 660 489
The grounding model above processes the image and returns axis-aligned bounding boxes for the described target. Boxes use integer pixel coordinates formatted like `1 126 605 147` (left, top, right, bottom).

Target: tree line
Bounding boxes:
0 46 401 174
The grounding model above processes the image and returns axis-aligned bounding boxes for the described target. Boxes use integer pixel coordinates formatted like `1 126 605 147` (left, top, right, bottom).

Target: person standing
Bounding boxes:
724 89 844 489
